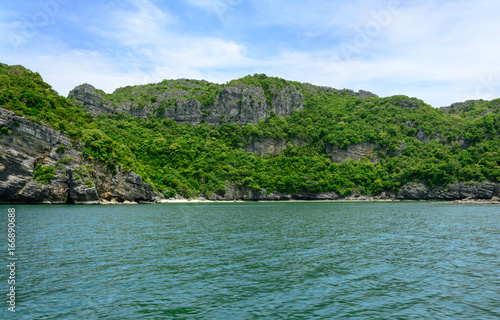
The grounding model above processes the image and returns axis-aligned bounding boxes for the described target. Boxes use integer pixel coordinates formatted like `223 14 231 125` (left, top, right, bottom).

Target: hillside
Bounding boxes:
1 63 499 202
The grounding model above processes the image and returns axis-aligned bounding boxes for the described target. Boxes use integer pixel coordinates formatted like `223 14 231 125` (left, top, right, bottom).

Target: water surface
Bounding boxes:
1 202 499 319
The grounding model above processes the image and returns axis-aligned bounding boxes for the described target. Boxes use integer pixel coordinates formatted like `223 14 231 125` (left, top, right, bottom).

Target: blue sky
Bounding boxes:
1 0 500 107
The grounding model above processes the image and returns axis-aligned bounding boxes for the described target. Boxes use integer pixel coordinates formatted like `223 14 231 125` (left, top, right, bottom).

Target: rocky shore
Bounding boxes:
1 107 499 205
0 108 162 204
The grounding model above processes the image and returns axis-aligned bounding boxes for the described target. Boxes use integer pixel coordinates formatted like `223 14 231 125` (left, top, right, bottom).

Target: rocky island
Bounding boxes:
1 63 499 203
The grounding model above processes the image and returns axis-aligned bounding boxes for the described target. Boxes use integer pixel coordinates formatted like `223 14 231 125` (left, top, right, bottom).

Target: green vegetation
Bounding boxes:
2 64 499 197
56 157 73 166
0 126 11 135
96 78 223 111
94 97 499 196
441 99 500 119
0 64 93 137
33 164 56 184
229 73 302 105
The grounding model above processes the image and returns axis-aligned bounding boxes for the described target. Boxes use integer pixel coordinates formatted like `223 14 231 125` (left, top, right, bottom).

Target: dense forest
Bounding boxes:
1 63 499 198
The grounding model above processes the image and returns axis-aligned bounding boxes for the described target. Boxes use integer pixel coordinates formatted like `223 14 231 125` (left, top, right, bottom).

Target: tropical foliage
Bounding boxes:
1 64 499 197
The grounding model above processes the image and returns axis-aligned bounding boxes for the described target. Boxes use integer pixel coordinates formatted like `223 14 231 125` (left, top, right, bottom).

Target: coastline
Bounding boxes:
3 198 499 205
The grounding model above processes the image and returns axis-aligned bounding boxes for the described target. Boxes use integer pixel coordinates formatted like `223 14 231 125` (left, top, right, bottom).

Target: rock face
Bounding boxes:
440 100 481 114
245 138 287 156
3 106 496 204
416 129 432 143
210 180 500 202
207 183 291 201
398 181 499 200
206 183 341 201
69 83 304 126
0 108 161 204
392 99 424 110
325 143 378 162
244 137 308 157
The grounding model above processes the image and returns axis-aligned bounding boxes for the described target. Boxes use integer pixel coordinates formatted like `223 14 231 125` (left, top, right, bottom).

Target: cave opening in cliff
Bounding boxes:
65 193 75 204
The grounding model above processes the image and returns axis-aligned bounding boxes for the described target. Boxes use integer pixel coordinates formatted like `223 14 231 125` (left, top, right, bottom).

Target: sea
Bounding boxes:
1 202 499 319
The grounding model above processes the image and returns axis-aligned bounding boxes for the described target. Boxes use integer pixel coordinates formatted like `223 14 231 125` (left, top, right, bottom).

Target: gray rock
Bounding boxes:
404 121 416 128
416 129 430 143
398 182 431 200
392 99 423 110
68 168 99 204
17 181 51 203
476 182 497 199
69 83 304 126
325 143 378 163
270 86 304 118
0 175 30 202
480 109 493 116
245 138 307 157
394 141 408 156
339 89 378 99
458 138 472 149
0 107 161 204
440 100 481 114
398 181 499 200
219 183 291 201
292 192 339 200
245 138 287 156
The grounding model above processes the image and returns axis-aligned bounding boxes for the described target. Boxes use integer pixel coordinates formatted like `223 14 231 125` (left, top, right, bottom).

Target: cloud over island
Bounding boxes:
1 0 500 107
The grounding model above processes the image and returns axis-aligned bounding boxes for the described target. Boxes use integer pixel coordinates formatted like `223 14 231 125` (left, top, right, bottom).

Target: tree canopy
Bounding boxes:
1 63 499 197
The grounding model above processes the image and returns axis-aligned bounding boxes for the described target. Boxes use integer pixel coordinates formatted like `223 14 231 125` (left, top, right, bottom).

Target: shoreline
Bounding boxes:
2 198 499 205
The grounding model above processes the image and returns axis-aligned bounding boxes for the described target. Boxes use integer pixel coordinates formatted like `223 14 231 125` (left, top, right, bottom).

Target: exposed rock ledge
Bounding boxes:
2 108 498 204
203 181 500 202
0 108 162 204
69 83 304 126
325 143 378 163
453 196 500 204
244 137 307 156
397 181 499 200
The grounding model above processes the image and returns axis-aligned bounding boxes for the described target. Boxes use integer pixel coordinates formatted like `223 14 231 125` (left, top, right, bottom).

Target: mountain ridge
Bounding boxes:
1 63 499 203
67 74 382 126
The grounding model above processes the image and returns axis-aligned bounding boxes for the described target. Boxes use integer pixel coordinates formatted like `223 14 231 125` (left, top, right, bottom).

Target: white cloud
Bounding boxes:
93 0 177 46
81 0 252 86
185 0 242 18
2 0 500 107
1 49 151 95
255 0 500 106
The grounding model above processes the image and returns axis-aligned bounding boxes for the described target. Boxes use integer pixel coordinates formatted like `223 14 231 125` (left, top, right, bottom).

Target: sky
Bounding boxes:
1 0 500 107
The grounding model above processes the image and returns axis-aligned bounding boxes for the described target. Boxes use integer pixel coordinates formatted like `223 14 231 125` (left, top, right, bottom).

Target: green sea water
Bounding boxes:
1 202 499 319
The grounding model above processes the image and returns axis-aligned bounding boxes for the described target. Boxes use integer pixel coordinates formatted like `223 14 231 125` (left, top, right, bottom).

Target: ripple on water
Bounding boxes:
2 202 499 319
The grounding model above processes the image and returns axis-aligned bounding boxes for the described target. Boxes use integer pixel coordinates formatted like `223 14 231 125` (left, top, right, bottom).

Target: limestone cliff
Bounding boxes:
244 138 287 156
208 180 500 202
206 182 342 201
2 105 497 203
69 83 304 126
0 108 161 204
440 100 482 115
244 138 307 156
325 143 379 163
397 181 499 200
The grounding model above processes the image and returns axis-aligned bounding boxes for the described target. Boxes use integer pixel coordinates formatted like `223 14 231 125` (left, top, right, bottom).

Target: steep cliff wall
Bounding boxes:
0 108 161 204
397 181 499 200
205 183 342 201
325 143 379 163
244 138 287 156
2 105 497 203
69 83 304 126
206 180 499 202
